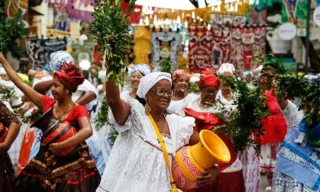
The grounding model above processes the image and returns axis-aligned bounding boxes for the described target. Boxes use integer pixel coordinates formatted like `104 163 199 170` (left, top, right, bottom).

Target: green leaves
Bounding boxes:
94 98 110 130
0 86 17 106
215 75 270 152
0 8 27 58
160 58 172 73
90 0 135 85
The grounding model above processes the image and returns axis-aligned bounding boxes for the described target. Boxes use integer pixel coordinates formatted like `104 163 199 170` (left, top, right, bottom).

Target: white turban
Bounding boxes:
0 67 6 75
217 63 235 75
189 73 200 83
49 51 74 72
137 72 172 99
129 64 151 77
243 71 253 78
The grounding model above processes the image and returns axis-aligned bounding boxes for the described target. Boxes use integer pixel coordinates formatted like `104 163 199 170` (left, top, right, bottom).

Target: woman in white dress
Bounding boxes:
120 64 151 101
98 72 219 192
218 64 261 192
167 69 191 116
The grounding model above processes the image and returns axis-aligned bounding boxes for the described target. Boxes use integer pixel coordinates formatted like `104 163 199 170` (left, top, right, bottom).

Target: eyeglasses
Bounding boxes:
151 89 174 97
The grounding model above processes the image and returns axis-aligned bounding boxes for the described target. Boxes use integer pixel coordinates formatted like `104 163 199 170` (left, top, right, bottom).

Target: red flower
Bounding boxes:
31 109 38 115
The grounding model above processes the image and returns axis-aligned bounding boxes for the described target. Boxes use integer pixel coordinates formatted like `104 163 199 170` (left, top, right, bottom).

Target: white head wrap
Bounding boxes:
217 63 235 75
129 64 151 76
0 67 7 75
243 71 253 78
189 73 200 83
49 51 74 72
137 72 172 99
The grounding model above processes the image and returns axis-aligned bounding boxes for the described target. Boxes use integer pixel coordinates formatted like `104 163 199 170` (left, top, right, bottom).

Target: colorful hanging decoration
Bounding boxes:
151 29 180 71
247 8 267 24
26 37 67 69
188 24 214 73
134 26 151 65
282 0 307 36
230 24 267 72
187 13 266 73
152 0 250 24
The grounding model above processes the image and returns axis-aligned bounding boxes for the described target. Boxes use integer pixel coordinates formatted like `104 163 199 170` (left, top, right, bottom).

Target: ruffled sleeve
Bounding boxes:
109 99 145 134
172 115 195 150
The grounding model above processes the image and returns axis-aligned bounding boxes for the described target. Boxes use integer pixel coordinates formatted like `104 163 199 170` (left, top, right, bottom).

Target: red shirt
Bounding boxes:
42 95 89 122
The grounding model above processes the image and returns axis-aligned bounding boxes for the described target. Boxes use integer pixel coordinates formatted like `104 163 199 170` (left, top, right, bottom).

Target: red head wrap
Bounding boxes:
54 63 85 92
198 67 220 90
172 69 189 82
200 67 216 76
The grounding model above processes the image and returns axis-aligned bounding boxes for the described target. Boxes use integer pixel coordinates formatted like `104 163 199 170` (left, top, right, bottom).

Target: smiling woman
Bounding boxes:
0 52 101 192
98 72 219 192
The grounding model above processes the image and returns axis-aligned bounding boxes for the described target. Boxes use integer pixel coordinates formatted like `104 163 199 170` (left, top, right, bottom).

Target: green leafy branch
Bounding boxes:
0 86 17 105
161 58 172 73
94 98 110 131
0 7 27 58
90 0 135 85
214 75 270 152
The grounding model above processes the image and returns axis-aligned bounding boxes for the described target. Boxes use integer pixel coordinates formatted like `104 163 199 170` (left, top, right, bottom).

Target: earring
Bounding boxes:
144 99 151 115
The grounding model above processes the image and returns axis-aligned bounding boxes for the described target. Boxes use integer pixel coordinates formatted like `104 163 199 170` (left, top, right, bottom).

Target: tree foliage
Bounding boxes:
0 7 27 58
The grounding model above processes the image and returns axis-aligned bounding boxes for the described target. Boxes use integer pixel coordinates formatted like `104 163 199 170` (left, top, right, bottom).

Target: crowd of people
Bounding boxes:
0 50 318 192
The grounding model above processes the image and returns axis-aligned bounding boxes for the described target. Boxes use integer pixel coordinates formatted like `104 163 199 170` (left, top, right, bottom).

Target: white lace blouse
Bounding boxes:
98 99 195 192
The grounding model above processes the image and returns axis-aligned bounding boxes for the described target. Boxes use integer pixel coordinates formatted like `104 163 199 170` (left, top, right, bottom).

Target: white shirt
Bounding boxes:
98 99 195 192
167 94 198 116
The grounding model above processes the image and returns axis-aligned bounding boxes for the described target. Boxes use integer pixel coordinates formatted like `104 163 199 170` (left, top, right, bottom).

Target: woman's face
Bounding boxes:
201 86 218 104
130 71 143 90
173 75 189 94
146 79 173 112
0 74 9 81
245 75 252 83
51 77 69 101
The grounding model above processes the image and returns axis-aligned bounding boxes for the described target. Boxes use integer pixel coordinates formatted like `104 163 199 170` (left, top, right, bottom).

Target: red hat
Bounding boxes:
199 67 220 90
54 63 85 92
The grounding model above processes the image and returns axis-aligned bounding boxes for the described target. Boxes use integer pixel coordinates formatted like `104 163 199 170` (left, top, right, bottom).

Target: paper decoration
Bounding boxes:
26 38 67 69
188 24 214 73
282 0 307 36
134 26 151 65
230 24 267 72
151 30 180 71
